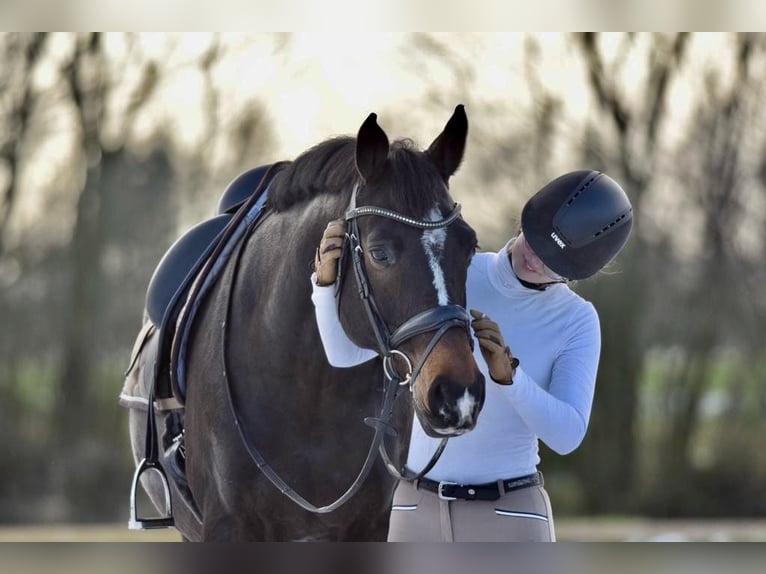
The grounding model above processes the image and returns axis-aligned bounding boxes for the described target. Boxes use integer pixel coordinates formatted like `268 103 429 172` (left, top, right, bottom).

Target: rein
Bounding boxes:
219 182 471 513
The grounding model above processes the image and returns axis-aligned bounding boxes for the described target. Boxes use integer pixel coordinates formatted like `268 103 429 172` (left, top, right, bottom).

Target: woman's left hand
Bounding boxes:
470 309 519 385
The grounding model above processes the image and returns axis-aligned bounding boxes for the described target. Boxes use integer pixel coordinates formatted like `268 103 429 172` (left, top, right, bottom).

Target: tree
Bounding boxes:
571 32 690 513
46 33 166 518
646 33 766 515
0 33 46 255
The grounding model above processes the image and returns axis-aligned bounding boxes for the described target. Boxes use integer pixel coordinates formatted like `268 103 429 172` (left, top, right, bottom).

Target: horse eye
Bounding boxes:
369 248 389 263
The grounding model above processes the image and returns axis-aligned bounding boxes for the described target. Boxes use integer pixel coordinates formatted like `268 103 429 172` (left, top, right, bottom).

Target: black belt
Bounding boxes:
416 472 542 501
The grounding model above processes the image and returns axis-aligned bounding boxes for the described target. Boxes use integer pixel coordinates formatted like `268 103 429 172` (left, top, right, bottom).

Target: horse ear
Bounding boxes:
355 113 390 183
426 104 468 182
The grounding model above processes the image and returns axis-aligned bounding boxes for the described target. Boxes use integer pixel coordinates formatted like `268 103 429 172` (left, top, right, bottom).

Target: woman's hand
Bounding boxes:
470 309 519 385
313 219 347 286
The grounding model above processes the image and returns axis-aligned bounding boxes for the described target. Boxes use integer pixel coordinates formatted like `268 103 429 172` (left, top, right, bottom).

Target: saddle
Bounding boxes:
145 164 276 329
121 163 282 529
122 164 276 411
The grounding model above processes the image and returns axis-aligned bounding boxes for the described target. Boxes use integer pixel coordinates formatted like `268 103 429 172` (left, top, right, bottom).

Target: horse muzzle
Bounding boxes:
416 370 485 437
388 305 485 437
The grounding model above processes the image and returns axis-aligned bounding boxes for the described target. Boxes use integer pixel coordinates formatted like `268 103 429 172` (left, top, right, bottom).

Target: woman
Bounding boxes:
310 170 633 541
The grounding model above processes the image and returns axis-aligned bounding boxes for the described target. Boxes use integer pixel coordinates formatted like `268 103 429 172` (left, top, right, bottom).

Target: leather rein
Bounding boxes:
220 182 471 513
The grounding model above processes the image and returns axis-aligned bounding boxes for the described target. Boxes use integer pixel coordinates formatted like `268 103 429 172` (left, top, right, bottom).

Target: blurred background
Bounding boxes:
0 32 764 540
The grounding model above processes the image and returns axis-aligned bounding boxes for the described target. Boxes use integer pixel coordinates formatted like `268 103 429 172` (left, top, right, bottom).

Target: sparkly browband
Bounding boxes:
345 202 461 229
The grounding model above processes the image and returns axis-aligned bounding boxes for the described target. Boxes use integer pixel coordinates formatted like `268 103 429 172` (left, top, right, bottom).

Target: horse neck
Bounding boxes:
233 191 350 327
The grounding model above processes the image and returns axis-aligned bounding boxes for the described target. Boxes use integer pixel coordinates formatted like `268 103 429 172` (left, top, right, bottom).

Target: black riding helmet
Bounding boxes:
521 170 633 280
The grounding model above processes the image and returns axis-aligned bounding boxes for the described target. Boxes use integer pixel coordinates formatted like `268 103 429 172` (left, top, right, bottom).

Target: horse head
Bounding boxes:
337 105 485 438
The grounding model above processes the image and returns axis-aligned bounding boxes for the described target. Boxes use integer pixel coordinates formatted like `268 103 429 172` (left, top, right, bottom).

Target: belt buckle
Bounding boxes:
437 481 458 501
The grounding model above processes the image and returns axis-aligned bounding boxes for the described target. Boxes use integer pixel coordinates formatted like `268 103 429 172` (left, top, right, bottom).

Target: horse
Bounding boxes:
126 105 485 541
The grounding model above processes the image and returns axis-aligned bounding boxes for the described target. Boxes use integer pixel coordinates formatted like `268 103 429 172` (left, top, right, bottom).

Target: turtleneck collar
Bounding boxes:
490 237 562 294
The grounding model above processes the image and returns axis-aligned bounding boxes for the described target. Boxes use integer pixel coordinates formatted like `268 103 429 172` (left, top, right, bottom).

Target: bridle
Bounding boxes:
219 181 474 514
339 183 474 479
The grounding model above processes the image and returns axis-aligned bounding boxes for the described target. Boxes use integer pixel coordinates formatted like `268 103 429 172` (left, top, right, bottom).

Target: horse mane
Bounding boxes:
268 136 448 217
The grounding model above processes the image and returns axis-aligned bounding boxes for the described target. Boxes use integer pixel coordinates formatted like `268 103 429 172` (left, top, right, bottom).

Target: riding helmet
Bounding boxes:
520 170 633 280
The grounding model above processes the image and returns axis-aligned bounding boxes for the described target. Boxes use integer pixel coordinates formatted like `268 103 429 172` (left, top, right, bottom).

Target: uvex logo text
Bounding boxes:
550 232 566 249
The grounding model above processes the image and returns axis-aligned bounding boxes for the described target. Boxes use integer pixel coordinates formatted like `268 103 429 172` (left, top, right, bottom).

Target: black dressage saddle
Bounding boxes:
126 164 275 410
145 164 274 327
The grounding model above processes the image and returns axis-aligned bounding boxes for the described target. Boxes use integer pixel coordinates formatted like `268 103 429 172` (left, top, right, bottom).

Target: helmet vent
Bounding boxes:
566 175 598 206
593 210 631 238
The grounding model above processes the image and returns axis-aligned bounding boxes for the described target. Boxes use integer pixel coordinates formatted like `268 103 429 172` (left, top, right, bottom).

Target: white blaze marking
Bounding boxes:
421 206 449 305
457 389 477 422
433 389 477 435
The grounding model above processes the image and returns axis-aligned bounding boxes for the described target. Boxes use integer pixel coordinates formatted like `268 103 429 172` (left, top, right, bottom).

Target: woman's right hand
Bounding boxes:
313 219 347 286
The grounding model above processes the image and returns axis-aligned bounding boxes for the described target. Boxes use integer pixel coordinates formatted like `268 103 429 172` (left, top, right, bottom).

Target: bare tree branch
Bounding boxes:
576 33 631 137
645 33 689 150
0 33 47 255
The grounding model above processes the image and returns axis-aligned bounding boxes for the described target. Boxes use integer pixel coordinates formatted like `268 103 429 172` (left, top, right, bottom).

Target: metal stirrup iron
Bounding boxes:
129 388 174 529
129 459 174 530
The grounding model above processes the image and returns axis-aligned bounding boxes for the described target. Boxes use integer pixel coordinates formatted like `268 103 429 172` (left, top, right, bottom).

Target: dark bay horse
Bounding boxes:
128 106 485 540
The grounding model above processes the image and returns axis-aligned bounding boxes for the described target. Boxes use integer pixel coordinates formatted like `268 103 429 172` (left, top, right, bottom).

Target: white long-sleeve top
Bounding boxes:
310 238 601 483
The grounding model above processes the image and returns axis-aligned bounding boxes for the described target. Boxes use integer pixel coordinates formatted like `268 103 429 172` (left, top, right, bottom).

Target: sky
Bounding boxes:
2 0 764 32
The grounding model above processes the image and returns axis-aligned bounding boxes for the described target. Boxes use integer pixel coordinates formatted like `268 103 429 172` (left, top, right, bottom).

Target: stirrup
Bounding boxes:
129 458 175 530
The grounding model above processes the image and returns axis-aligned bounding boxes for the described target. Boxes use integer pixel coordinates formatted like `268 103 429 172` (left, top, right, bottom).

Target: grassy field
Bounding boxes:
0 518 765 541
